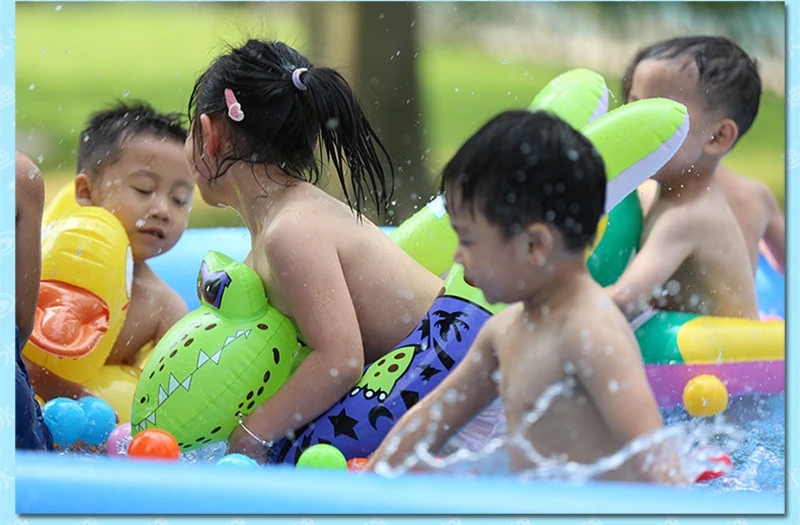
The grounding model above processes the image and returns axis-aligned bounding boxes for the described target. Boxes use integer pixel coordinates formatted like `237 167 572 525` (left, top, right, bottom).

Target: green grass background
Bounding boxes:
16 3 786 228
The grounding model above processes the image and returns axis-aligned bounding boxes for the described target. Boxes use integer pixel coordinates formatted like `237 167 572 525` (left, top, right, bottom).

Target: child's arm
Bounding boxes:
760 187 785 273
15 152 44 341
16 153 93 401
226 221 377 459
606 210 693 318
636 180 658 218
23 358 95 401
154 286 189 344
565 318 685 484
365 319 501 473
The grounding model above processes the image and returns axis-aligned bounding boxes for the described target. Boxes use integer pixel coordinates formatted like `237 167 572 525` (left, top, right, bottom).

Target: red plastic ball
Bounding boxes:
127 429 181 461
695 446 733 483
347 457 369 471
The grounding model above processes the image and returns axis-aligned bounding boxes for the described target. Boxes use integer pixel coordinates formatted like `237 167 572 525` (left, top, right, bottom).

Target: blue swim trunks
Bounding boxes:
16 326 54 451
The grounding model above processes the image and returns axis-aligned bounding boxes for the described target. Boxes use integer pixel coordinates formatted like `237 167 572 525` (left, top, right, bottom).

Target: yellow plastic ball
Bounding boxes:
683 374 729 417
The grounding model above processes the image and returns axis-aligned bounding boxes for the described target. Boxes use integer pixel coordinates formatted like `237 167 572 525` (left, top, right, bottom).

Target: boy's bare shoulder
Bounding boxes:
135 264 184 307
562 286 634 354
481 303 524 349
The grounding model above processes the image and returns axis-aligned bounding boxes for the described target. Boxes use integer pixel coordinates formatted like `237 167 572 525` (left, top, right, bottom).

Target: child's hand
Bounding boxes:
226 426 268 463
24 357 94 402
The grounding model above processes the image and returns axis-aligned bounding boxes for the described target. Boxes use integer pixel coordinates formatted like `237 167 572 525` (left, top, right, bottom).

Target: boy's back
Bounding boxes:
715 166 785 272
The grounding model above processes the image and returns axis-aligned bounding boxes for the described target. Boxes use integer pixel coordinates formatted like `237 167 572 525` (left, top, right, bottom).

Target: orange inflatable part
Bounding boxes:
29 281 111 359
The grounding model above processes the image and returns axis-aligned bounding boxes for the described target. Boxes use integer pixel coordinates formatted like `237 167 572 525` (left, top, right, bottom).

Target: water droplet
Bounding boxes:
55 4 62 10
28 84 35 91
329 368 339 377
608 380 619 393
135 219 146 229
454 87 459 93
666 279 681 296
122 90 130 98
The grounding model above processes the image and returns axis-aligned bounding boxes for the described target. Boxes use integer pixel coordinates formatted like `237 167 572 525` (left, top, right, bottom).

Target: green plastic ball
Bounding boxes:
296 444 348 470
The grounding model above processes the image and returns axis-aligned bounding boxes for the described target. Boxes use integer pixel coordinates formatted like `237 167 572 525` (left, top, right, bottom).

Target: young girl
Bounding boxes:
184 39 445 460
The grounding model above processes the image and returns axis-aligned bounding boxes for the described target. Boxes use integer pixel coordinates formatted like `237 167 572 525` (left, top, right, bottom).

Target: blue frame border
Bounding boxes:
1 0 796 523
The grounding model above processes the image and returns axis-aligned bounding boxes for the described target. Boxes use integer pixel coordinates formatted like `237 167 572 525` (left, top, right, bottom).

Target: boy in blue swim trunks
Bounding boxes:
15 152 54 451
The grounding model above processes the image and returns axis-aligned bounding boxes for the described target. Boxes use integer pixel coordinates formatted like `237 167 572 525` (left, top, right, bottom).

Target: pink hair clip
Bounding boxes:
224 88 244 122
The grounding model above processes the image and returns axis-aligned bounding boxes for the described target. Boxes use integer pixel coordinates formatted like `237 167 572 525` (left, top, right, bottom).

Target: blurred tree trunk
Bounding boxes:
352 2 430 225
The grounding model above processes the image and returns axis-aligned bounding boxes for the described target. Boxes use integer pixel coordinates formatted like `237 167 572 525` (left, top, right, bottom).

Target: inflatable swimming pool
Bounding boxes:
15 225 785 515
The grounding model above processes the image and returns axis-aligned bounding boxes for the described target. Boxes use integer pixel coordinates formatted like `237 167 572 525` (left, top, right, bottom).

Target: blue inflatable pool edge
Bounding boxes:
14 451 784 514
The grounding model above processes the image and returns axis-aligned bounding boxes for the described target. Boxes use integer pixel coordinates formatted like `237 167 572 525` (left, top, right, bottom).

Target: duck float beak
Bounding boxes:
29 281 114 359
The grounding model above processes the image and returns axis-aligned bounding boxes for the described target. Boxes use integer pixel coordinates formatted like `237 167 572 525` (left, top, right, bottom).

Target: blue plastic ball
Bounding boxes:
42 398 86 447
78 397 117 446
216 453 260 470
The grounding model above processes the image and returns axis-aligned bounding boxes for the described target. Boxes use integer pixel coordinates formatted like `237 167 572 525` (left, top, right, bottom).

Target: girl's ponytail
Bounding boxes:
295 67 394 218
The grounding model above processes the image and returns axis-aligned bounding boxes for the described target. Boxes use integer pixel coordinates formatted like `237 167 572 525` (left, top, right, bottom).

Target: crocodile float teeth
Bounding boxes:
168 374 180 394
158 385 168 405
224 336 235 347
146 412 156 426
236 329 251 339
197 350 210 368
210 349 222 364
181 374 192 391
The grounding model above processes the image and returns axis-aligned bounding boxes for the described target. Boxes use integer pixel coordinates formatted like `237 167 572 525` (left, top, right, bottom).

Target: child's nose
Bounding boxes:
149 197 171 221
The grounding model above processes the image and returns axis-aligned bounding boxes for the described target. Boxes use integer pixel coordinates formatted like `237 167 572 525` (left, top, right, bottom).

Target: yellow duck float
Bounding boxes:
25 185 142 422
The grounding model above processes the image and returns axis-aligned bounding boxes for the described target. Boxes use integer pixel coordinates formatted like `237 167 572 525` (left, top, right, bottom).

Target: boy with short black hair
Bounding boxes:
28 101 195 401
366 111 677 483
616 36 761 319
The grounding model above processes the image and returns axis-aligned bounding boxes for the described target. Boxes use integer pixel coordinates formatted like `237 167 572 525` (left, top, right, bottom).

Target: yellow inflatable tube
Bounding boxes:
23 206 133 384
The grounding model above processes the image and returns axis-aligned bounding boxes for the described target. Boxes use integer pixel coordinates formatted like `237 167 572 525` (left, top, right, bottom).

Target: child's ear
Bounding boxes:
704 118 738 156
524 222 553 264
200 113 224 159
75 172 94 206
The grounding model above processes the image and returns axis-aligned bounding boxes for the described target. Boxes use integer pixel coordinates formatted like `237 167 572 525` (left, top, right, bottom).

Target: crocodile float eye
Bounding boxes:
197 261 232 309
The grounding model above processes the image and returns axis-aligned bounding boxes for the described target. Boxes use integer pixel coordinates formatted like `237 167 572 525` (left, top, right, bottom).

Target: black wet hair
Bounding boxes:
188 39 394 218
441 110 606 253
77 100 188 175
622 36 761 141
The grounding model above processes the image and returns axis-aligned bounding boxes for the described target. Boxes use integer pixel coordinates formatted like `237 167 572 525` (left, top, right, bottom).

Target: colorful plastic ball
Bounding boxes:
42 397 86 447
127 428 181 461
296 444 348 470
78 397 117 446
216 453 260 470
683 374 729 418
694 446 733 483
347 457 369 471
106 422 132 457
